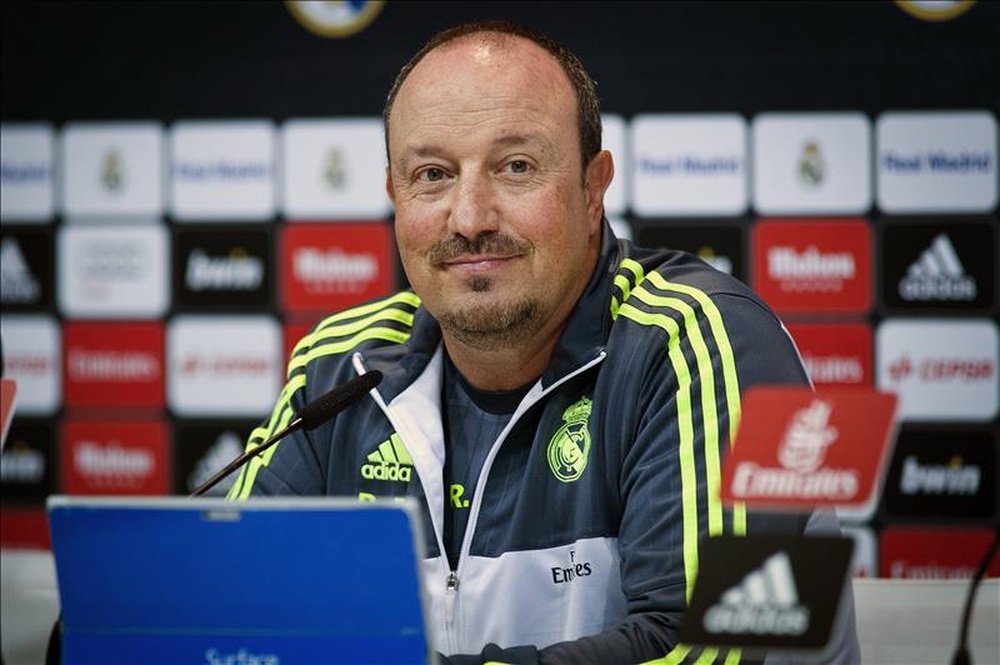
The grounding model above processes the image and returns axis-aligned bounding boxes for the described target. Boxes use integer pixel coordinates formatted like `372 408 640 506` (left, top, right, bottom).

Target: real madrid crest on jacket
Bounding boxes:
229 222 858 664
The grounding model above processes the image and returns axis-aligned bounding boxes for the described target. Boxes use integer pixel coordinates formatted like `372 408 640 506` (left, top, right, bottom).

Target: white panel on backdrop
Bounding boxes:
167 315 282 417
170 120 276 221
57 224 169 319
630 114 747 217
876 318 998 422
877 110 998 213
0 315 60 415
752 112 871 215
1 124 55 223
61 122 163 217
282 118 390 220
607 217 632 241
601 114 627 217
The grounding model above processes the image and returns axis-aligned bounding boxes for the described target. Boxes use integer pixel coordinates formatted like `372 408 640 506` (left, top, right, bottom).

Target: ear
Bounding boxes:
385 165 396 206
584 150 614 231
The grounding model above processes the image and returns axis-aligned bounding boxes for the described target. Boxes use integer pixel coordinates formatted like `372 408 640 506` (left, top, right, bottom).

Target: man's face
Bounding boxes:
386 35 611 351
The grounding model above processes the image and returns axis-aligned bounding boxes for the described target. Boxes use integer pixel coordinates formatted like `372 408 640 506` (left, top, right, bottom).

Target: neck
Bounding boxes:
442 319 565 391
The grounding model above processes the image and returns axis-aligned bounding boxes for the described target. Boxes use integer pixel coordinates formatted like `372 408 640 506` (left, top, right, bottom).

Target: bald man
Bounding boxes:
231 20 860 665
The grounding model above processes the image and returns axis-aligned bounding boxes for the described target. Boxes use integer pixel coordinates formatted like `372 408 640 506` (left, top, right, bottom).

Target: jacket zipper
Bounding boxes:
355 349 607 655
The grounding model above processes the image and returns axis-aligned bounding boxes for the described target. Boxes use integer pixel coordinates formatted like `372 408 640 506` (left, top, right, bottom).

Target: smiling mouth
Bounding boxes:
441 254 521 271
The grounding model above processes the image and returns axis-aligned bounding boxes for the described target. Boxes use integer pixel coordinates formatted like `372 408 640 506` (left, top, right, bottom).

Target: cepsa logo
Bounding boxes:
880 527 1000 579
753 219 871 315
63 322 164 408
877 319 998 422
280 223 393 313
787 323 872 388
62 420 169 495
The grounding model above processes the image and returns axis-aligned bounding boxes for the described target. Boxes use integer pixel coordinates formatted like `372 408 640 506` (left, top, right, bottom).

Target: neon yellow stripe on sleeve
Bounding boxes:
631 285 724 537
618 302 699 601
645 272 746 535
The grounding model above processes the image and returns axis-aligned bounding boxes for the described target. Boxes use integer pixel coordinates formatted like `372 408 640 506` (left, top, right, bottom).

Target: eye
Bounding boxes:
417 167 447 182
507 159 530 174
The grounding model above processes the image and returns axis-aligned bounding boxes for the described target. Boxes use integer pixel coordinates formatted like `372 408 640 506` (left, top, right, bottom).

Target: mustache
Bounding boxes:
427 232 529 266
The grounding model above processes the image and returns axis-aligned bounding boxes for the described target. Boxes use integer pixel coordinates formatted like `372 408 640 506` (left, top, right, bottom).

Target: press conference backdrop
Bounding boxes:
1 1 998 579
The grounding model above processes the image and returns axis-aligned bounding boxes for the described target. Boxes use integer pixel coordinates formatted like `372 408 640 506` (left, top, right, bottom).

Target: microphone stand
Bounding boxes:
950 528 999 665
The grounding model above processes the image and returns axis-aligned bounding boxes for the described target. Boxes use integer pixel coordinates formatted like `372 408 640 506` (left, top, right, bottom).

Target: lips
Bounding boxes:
440 254 520 272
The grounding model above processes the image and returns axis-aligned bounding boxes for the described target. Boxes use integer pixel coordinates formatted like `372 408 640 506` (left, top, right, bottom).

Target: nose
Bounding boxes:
448 171 500 239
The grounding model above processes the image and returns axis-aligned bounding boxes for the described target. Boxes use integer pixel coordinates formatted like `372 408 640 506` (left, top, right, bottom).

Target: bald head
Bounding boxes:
383 20 602 173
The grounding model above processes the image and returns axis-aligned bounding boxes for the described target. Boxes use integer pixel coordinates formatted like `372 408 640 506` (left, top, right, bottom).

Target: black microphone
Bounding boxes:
950 529 999 665
189 370 383 497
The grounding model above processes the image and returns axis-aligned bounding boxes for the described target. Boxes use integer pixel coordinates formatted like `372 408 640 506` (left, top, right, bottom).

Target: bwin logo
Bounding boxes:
703 551 810 636
360 433 414 483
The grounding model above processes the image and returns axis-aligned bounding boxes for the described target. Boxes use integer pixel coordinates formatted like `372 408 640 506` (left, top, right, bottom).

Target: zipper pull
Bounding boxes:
445 570 460 625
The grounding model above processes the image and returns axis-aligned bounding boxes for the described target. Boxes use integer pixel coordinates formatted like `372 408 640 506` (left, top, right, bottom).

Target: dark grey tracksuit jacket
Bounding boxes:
230 224 860 664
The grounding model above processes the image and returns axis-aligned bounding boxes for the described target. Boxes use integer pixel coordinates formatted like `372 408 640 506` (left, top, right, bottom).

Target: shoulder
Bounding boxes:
286 290 422 384
610 242 779 339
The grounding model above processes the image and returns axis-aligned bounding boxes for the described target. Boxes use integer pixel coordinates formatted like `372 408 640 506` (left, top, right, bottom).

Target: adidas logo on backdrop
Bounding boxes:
898 233 976 302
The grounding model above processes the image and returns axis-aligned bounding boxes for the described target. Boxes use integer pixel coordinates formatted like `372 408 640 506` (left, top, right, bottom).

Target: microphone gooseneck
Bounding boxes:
189 370 384 497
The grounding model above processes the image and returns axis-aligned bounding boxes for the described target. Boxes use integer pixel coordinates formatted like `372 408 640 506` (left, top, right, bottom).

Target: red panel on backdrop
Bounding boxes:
752 218 871 315
0 508 51 549
786 322 873 388
61 420 169 495
63 321 165 408
880 527 1000 578
280 222 394 314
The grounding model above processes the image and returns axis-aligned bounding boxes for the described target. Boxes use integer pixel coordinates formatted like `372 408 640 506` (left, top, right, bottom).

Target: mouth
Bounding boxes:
440 254 522 272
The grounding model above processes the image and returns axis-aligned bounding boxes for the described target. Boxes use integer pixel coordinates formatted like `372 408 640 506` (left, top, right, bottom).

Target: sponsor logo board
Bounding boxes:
58 224 170 318
721 387 897 517
173 226 272 310
876 319 998 422
1 123 55 222
61 420 169 495
167 315 282 417
169 120 276 221
0 315 60 415
630 114 748 216
881 428 997 520
280 222 393 313
0 421 55 504
61 122 163 217
63 322 165 408
753 218 871 314
753 113 871 214
786 323 872 388
282 118 390 220
879 219 996 312
0 227 52 310
637 222 744 279
173 421 257 496
877 111 997 213
680 534 852 654
880 527 1000 579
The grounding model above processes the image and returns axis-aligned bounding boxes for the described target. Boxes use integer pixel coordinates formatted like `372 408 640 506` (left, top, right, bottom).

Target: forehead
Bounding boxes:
389 35 578 153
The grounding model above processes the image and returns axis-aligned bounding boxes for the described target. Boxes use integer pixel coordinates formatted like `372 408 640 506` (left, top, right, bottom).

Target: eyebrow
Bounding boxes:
403 132 549 160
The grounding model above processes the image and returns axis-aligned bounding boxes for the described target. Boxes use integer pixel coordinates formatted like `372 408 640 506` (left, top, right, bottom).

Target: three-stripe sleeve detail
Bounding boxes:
616 260 745 665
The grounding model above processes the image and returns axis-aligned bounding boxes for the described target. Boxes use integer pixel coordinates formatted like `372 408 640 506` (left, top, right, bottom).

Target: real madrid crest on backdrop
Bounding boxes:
285 0 385 38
